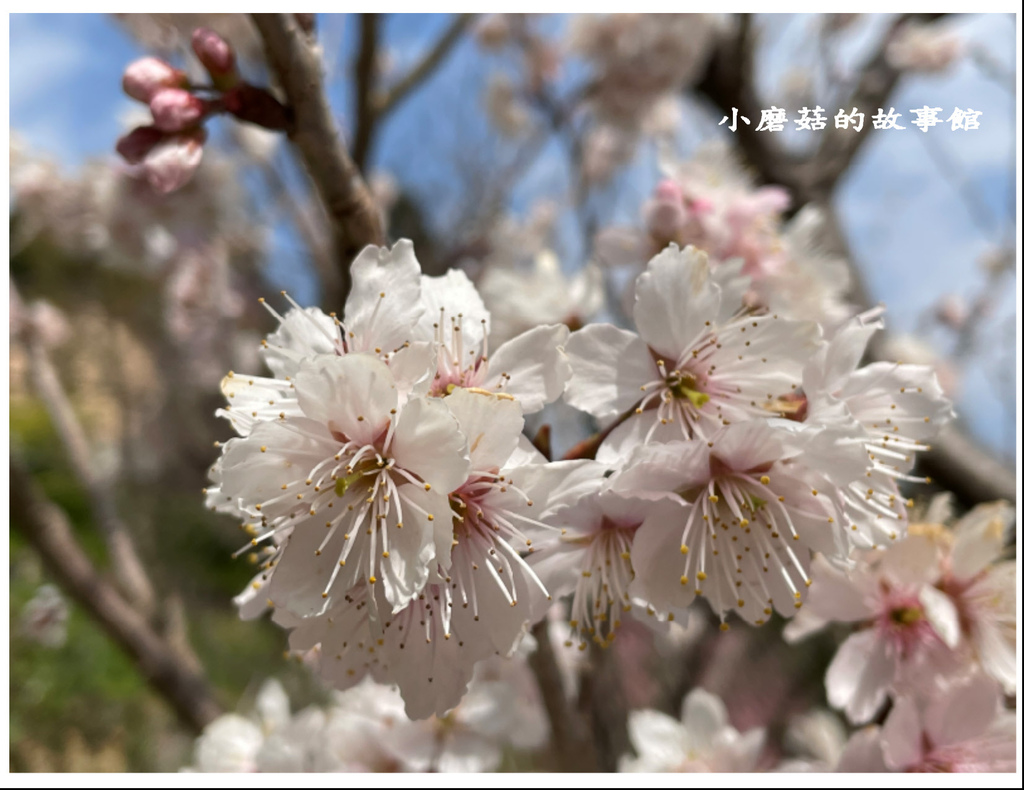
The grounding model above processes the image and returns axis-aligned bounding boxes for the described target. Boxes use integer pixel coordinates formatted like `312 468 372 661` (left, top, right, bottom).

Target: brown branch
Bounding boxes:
351 14 381 170
251 13 384 303
12 285 157 617
527 620 601 772
10 456 223 732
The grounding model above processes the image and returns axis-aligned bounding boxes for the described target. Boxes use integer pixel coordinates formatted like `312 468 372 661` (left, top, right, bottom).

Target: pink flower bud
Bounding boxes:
192 27 237 85
122 57 187 103
115 125 166 164
149 88 206 133
643 196 687 245
142 130 206 194
653 178 684 204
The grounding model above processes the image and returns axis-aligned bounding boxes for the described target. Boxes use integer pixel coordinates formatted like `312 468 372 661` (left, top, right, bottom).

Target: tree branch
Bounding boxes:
695 15 1012 506
352 14 381 170
10 456 223 732
251 13 384 304
353 13 476 170
375 14 476 118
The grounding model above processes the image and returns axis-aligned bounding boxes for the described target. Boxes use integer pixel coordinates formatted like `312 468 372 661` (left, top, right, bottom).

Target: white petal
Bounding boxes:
345 239 425 354
564 324 656 420
919 584 960 648
444 387 524 472
628 500 696 615
626 709 685 770
390 396 470 495
950 501 1013 580
825 629 894 725
681 688 729 752
263 306 340 378
484 324 571 413
294 354 397 446
416 267 490 354
879 534 940 587
634 244 722 359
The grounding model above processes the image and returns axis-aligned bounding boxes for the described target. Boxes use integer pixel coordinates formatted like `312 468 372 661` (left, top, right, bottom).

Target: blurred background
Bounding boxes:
8 12 1017 771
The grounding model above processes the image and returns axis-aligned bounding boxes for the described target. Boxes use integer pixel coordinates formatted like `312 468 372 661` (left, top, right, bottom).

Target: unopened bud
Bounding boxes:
653 178 684 204
122 57 188 103
115 125 165 164
149 88 206 133
192 27 238 87
142 129 206 194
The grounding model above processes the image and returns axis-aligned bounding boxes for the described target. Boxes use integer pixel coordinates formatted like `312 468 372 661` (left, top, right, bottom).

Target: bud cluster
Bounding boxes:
116 27 290 194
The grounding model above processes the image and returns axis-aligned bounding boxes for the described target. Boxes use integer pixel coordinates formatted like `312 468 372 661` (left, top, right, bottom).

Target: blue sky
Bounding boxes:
9 13 1018 457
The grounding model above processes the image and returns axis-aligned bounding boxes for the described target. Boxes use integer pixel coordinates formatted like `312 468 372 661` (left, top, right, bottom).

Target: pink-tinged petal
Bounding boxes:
344 239 425 354
879 534 940 586
802 555 874 622
483 323 571 413
390 396 470 495
950 501 1013 580
918 584 960 648
628 500 696 614
881 695 924 770
633 244 721 359
836 726 888 772
564 323 657 420
444 387 524 472
294 354 397 446
923 673 1000 748
826 629 895 725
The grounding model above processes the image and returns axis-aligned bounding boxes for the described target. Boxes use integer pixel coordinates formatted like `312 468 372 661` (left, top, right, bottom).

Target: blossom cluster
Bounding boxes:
189 656 547 773
206 230 963 728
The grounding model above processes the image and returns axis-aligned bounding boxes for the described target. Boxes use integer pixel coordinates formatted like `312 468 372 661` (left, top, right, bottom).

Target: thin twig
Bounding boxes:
251 13 385 303
375 14 477 119
10 456 223 732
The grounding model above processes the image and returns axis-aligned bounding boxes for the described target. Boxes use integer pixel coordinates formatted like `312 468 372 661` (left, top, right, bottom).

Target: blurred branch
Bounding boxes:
251 13 384 302
10 456 223 732
376 13 476 117
527 620 601 772
695 15 1011 506
916 422 1018 506
12 284 157 618
808 13 946 198
352 14 381 170
354 13 477 169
